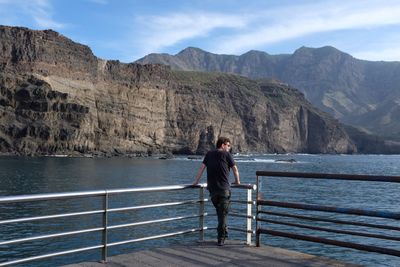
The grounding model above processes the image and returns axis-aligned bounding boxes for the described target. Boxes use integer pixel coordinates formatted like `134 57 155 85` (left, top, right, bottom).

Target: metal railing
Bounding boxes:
255 171 400 257
0 183 255 266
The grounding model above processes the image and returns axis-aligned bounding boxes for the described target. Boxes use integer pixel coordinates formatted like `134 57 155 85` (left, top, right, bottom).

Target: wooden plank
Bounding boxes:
63 240 362 267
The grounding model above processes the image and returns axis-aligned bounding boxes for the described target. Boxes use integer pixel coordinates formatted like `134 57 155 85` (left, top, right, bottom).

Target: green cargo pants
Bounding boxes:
211 190 231 240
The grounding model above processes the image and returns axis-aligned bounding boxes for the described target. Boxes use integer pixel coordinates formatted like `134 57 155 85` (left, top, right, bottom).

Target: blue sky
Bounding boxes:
1 0 400 63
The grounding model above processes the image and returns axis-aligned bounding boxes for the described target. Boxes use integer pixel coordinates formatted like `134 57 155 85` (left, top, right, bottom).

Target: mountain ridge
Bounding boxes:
136 46 400 138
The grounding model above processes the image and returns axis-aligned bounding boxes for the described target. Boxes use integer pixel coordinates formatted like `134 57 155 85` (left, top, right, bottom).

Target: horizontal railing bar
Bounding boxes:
231 184 257 190
0 183 255 204
231 200 256 205
259 210 400 231
0 210 104 225
230 212 255 220
108 199 206 213
0 244 104 267
0 227 104 246
0 200 209 225
108 227 206 247
258 218 400 242
256 171 400 183
258 229 400 257
0 190 106 203
0 184 208 204
258 200 400 219
108 214 206 230
107 184 205 194
229 227 255 234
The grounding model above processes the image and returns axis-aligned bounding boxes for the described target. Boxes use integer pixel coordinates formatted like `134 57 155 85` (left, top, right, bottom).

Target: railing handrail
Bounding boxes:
0 183 255 203
255 170 400 258
258 200 400 219
256 171 400 183
0 184 205 203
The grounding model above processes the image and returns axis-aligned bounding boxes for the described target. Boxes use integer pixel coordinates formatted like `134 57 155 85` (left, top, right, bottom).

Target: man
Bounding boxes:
192 136 240 246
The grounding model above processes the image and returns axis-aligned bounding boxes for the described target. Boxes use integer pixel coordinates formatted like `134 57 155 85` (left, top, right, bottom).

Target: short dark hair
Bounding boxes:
216 137 231 148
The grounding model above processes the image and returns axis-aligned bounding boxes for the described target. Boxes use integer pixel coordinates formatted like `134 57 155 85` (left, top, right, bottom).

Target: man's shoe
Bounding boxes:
217 238 225 246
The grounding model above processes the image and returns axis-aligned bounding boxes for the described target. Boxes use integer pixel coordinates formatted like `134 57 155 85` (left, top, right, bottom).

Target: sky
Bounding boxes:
1 0 400 63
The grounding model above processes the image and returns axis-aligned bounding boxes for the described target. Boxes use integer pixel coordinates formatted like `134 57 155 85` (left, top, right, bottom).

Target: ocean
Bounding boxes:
1 154 400 266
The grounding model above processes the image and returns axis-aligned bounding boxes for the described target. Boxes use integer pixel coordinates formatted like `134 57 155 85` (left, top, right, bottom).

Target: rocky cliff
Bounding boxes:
0 26 356 156
137 47 400 138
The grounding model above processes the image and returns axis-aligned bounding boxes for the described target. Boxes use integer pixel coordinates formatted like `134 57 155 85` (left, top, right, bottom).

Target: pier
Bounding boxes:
64 241 359 267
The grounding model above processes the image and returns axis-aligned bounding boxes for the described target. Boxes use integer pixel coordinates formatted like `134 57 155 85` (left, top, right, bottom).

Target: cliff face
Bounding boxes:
137 47 400 138
0 26 356 155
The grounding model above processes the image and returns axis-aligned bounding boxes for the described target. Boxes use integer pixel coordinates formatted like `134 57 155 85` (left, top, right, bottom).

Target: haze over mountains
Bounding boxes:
137 47 400 138
0 25 358 156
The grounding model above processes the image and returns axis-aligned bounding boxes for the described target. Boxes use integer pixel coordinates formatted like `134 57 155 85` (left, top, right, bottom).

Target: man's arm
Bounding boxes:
232 165 240 184
192 163 206 185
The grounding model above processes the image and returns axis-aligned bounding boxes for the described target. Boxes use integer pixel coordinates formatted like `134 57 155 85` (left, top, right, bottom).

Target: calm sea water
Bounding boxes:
1 154 400 266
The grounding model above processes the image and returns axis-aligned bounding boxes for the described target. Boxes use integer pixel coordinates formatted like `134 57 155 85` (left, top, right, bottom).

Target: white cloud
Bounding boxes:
27 0 65 29
213 0 400 54
134 12 248 56
128 0 400 62
0 0 65 29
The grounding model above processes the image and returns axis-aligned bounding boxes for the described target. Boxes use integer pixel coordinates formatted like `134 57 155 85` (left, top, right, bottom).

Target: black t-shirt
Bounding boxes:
203 149 235 194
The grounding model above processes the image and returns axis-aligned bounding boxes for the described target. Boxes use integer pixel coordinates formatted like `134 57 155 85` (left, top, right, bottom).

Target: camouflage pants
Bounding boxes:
211 190 231 240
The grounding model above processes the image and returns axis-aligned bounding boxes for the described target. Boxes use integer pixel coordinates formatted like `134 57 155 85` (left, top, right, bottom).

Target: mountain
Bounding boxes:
137 47 400 138
0 25 355 156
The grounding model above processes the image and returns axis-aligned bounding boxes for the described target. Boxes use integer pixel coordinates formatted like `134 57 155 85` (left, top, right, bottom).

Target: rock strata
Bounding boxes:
137 47 400 138
0 26 356 156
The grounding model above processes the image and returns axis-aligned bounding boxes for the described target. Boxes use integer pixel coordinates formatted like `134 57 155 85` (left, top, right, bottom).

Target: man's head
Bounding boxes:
216 137 231 151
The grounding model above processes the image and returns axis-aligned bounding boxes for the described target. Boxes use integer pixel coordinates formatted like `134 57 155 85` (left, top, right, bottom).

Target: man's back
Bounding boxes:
203 149 235 194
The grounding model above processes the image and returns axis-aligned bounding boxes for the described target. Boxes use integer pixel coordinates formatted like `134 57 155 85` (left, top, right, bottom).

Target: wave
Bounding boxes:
235 158 275 163
169 155 304 164
172 156 203 161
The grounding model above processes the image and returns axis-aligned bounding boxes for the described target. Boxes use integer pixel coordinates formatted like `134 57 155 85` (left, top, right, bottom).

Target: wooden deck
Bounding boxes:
64 240 361 267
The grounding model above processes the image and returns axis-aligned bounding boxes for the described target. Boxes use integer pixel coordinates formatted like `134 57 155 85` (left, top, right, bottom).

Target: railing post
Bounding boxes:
246 188 253 245
101 192 109 262
199 186 205 241
256 175 261 247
